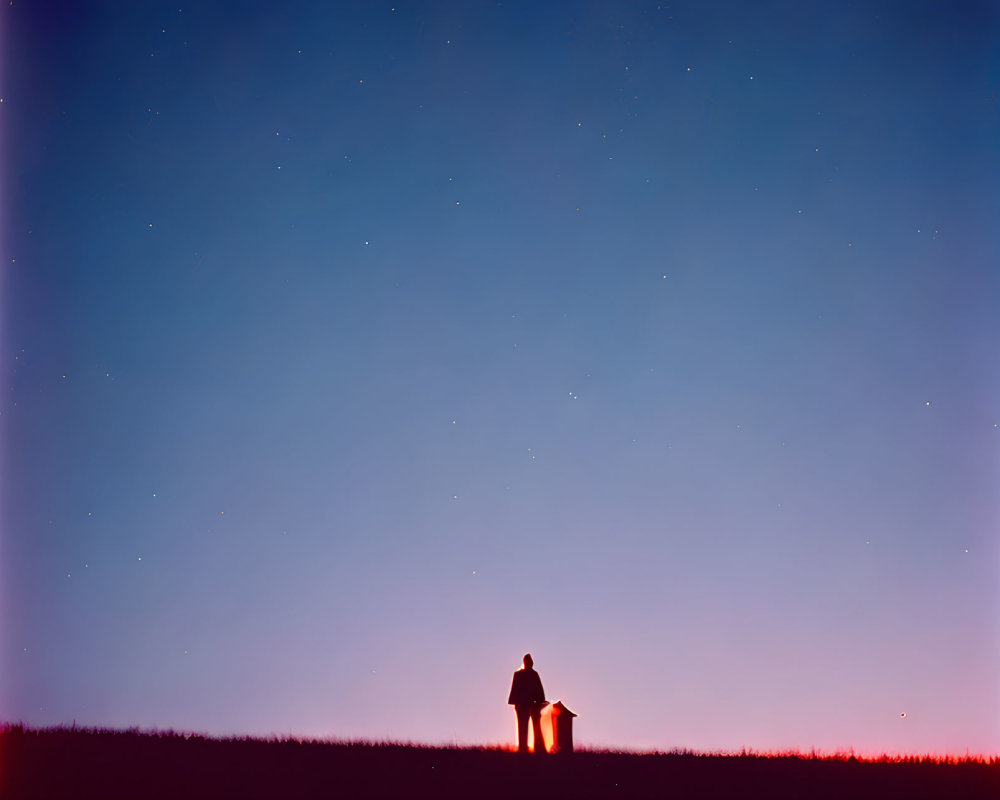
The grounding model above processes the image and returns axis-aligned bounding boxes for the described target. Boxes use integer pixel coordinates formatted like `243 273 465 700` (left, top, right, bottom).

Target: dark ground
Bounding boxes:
2 725 997 800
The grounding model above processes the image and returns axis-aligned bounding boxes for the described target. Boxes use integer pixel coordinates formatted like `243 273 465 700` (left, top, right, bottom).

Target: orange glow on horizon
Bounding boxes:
510 711 544 753
539 706 555 754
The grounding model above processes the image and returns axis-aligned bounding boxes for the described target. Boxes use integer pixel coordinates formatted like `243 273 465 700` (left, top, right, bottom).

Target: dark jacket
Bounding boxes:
508 667 545 707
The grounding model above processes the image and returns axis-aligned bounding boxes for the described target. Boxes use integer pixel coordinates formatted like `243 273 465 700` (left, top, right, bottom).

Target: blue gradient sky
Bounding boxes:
2 1 998 755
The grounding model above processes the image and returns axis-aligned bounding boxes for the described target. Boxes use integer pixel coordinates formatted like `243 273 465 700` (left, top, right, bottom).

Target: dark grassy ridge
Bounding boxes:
2 725 997 799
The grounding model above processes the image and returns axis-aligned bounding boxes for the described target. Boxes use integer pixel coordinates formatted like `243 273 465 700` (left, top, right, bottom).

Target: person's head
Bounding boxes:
522 653 533 669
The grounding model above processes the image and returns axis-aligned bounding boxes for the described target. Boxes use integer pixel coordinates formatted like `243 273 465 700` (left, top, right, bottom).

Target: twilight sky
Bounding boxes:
2 1 998 756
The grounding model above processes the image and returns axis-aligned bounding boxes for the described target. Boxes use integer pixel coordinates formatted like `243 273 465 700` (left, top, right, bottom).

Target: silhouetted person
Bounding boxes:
508 653 547 753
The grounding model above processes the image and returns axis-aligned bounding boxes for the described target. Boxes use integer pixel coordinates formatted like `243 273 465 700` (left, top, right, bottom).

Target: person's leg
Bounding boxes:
515 706 529 753
530 706 546 754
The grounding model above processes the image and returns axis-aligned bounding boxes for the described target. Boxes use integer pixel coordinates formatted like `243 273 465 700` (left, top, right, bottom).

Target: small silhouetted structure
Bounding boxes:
540 701 577 754
508 653 546 753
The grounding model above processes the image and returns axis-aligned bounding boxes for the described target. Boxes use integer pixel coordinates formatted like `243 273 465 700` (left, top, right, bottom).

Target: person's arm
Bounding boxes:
508 672 519 705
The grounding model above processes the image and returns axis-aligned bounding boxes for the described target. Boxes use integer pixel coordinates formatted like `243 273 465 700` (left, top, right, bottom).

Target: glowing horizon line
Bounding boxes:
2 722 996 763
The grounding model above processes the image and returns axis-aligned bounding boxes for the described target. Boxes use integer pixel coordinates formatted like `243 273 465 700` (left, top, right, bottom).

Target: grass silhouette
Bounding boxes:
2 723 997 799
